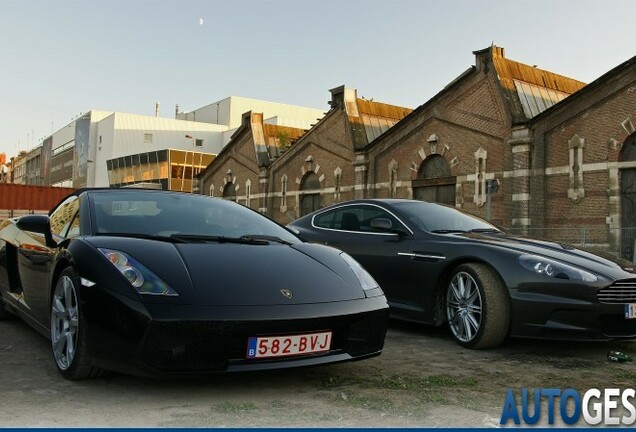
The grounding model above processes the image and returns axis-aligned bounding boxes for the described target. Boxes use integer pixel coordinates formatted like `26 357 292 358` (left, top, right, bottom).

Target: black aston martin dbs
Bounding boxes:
288 199 636 349
0 189 388 379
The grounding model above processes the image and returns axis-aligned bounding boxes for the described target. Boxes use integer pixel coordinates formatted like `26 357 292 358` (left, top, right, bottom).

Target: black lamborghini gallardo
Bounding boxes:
0 189 388 379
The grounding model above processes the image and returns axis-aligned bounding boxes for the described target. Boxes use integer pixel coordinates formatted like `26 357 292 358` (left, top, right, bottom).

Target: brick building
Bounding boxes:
197 111 308 217
198 87 412 223
199 45 636 259
525 52 636 259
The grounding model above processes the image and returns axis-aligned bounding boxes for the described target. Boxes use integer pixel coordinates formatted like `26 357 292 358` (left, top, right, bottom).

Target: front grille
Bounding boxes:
347 312 388 356
141 321 234 371
597 279 636 304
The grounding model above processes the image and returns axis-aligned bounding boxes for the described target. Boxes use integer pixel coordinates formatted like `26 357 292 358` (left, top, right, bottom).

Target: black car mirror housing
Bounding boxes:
370 218 393 231
370 218 408 236
16 214 56 247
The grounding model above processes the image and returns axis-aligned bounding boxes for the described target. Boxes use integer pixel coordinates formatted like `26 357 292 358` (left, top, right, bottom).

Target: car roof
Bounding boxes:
321 198 414 205
77 187 198 198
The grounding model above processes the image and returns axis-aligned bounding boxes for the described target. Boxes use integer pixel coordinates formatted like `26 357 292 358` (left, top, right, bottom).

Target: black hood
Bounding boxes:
455 232 636 279
85 236 365 306
175 242 365 306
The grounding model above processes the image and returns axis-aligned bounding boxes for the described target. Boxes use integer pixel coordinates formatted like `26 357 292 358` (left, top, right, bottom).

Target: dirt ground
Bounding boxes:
1 317 635 427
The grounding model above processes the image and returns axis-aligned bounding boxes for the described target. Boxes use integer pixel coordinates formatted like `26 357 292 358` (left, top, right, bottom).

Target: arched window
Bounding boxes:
412 154 456 205
389 160 398 198
300 171 321 216
245 179 251 208
222 182 236 201
281 175 288 211
334 167 342 201
568 134 585 202
419 154 451 178
474 148 487 206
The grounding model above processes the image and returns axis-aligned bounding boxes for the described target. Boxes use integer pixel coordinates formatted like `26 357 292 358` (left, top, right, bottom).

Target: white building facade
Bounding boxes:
42 96 325 188
176 96 325 130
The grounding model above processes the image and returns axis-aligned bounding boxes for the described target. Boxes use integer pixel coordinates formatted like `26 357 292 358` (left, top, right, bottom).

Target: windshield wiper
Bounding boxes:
468 228 501 233
169 234 269 245
239 234 293 245
430 229 467 234
94 232 188 243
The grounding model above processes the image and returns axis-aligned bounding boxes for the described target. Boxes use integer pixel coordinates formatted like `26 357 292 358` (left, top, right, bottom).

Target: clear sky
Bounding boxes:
1 0 634 158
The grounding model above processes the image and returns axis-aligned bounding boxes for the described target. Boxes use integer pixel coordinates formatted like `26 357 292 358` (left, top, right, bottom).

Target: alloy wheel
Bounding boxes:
446 271 483 343
51 275 79 370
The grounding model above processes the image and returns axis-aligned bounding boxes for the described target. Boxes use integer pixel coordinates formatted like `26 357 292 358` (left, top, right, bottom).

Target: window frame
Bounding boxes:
311 203 412 236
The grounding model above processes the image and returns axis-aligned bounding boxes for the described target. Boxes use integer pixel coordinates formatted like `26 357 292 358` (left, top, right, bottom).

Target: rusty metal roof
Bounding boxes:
489 46 587 123
348 98 413 149
262 124 306 150
254 115 306 165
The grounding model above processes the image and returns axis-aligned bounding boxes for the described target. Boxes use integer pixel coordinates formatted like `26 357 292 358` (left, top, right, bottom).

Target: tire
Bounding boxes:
50 267 104 379
445 263 510 349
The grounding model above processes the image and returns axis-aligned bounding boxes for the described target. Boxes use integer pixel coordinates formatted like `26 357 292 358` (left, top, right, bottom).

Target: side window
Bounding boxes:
334 205 401 233
49 196 79 238
315 205 405 233
314 210 335 228
333 208 363 232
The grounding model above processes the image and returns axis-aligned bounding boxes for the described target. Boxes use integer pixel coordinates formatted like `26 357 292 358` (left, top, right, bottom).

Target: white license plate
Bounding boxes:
626 304 636 319
246 331 332 359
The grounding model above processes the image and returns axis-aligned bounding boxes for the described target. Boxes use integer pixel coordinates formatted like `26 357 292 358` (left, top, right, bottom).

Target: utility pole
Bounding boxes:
184 135 196 192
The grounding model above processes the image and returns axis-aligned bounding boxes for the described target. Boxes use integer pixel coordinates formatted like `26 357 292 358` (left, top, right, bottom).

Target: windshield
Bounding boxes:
393 201 499 233
89 191 299 244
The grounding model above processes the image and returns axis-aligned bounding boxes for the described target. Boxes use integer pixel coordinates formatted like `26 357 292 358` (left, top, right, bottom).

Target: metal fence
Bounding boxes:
0 184 75 223
505 226 636 263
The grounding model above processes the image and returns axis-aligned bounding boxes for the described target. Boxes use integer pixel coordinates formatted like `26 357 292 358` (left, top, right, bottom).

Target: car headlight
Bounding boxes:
519 254 597 282
339 252 380 291
98 248 178 296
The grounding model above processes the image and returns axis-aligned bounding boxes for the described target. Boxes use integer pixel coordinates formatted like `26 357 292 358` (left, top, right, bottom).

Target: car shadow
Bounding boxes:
384 317 636 366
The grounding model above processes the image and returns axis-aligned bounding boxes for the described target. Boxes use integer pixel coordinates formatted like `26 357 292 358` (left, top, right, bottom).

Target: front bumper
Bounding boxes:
80 287 389 377
509 280 636 341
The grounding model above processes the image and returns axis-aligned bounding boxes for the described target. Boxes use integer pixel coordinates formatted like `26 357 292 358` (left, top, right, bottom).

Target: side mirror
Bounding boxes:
16 215 55 247
370 218 393 231
370 217 409 236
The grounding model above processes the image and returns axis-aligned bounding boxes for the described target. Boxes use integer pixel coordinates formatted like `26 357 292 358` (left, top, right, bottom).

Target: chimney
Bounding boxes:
175 104 180 118
155 101 160 117
329 85 346 108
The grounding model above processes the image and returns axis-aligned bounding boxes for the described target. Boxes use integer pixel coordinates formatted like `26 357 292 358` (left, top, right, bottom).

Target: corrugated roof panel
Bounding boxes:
515 81 536 117
377 117 390 136
384 118 398 134
513 79 574 118
541 87 557 105
369 115 384 141
348 99 413 149
531 84 548 113
361 116 373 142
492 48 586 122
549 88 566 105
356 99 412 120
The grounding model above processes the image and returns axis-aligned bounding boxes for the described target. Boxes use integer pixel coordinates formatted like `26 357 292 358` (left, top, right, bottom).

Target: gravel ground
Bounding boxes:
1 317 635 427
